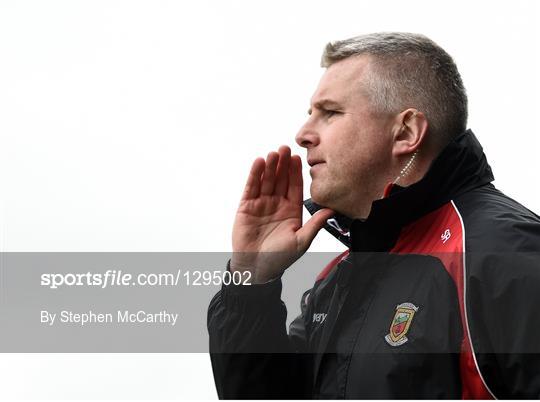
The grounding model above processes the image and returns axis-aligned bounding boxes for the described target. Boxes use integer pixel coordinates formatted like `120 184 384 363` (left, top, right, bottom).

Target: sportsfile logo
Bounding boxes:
313 313 327 324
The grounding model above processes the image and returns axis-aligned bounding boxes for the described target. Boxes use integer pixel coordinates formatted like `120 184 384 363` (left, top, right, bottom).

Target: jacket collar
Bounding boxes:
304 129 494 251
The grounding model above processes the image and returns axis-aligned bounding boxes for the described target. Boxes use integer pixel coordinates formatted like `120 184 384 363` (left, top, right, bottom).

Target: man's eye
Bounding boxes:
325 110 340 118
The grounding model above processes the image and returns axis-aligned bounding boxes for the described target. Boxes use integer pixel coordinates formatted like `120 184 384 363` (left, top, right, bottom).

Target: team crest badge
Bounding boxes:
385 302 419 347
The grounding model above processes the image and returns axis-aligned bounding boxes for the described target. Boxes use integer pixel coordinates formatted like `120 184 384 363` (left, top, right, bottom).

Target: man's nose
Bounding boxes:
295 121 320 149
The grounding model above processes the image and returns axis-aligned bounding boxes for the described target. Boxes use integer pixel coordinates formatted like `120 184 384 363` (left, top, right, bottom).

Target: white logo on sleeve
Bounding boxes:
441 229 451 243
327 218 350 237
313 313 327 324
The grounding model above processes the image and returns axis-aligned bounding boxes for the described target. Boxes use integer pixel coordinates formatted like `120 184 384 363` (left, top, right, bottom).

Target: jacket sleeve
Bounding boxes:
207 271 313 399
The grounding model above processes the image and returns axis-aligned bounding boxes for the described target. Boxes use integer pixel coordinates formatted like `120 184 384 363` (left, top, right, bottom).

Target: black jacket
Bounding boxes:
208 130 540 399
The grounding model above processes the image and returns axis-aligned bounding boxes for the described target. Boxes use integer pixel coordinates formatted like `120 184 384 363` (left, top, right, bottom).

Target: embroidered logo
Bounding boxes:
441 229 451 243
385 302 419 347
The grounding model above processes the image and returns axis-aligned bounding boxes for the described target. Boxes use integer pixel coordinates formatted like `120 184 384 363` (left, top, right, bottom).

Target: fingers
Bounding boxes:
245 146 299 199
274 146 291 196
241 157 266 200
287 155 303 204
260 151 279 195
296 208 335 251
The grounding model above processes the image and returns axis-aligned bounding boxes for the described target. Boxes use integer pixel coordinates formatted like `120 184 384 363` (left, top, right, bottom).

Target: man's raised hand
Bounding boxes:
231 145 334 284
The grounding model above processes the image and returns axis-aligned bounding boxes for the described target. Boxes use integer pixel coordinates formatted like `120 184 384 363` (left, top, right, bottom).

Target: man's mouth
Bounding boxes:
308 159 325 167
308 160 325 176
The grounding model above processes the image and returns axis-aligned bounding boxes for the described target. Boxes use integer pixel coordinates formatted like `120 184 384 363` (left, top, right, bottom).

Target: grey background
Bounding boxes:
0 252 341 352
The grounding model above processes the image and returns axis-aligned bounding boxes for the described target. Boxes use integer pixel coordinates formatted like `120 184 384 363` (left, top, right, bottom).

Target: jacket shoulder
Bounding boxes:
453 184 540 252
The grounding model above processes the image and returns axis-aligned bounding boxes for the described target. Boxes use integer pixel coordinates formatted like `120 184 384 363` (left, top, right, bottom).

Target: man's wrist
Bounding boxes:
228 260 278 284
222 260 283 305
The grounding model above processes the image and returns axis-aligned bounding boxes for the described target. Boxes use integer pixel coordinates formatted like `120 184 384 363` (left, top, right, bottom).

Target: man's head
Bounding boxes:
295 32 468 219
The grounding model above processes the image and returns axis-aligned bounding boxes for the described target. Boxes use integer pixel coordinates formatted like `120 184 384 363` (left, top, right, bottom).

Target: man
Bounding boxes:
207 32 540 399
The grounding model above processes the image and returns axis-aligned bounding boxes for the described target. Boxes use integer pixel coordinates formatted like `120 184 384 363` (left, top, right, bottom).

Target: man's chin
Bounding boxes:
309 186 333 209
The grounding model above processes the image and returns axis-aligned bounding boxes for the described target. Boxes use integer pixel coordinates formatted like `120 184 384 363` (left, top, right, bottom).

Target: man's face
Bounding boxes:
295 55 395 219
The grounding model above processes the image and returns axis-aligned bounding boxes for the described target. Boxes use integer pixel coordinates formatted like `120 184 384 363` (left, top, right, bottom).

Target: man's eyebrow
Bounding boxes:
308 99 343 114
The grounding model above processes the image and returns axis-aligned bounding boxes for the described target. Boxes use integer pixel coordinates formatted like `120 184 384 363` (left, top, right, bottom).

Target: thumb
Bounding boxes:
297 208 335 251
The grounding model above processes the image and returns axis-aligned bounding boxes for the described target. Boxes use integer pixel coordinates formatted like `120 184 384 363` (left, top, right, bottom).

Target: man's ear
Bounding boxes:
391 109 429 157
